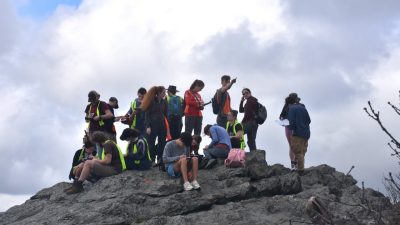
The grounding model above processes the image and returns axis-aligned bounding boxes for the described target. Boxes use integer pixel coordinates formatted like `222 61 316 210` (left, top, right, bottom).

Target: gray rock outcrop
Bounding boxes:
0 150 398 225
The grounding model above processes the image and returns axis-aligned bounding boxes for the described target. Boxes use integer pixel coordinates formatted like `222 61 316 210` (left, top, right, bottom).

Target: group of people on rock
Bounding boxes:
64 75 311 194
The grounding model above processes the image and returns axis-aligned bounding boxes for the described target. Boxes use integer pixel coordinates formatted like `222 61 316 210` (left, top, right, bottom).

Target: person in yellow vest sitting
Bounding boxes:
226 110 246 150
64 131 126 194
68 137 96 180
120 128 152 170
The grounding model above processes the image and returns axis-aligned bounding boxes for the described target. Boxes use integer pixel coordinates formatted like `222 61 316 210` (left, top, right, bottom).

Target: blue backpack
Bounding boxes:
167 96 183 117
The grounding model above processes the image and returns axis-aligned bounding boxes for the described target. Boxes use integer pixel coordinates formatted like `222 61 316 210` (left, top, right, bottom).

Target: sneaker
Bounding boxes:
183 182 193 191
191 180 201 190
65 181 84 195
205 158 217 169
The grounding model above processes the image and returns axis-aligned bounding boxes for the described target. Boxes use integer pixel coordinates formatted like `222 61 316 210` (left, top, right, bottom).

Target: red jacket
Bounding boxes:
184 90 203 117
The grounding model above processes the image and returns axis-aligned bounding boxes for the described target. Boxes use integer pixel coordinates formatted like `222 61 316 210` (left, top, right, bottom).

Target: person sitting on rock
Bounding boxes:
162 132 200 191
64 131 126 194
201 124 232 169
120 128 152 170
226 110 245 149
190 134 202 156
190 134 204 165
68 136 96 180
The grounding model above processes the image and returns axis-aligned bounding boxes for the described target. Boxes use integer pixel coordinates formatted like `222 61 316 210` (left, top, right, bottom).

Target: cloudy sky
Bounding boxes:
1 0 400 212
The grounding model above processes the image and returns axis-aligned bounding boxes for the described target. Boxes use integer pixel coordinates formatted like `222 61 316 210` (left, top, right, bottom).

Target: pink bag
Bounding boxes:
224 148 245 168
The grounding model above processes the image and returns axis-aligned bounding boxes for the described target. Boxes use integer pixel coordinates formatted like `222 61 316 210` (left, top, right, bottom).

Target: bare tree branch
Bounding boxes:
388 172 400 192
364 101 400 157
388 101 400 116
365 91 400 203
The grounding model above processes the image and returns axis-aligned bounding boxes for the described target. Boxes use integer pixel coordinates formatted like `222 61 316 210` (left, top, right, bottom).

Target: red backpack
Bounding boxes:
224 149 245 168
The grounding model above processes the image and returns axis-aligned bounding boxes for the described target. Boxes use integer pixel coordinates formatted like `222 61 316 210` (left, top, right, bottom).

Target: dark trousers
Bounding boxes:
185 116 203 135
148 122 167 163
244 120 258 151
216 114 227 128
204 146 229 159
168 115 183 140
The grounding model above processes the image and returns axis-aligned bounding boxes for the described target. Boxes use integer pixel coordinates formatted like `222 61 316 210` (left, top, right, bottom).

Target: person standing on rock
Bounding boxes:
122 87 147 135
216 75 236 127
85 90 113 136
166 85 184 140
279 93 304 169
201 124 232 169
239 88 259 151
141 86 169 166
287 95 311 175
104 97 121 142
163 132 201 191
184 79 205 135
64 131 126 194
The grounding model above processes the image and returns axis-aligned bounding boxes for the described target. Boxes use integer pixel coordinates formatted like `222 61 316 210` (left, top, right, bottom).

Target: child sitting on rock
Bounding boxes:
163 132 201 191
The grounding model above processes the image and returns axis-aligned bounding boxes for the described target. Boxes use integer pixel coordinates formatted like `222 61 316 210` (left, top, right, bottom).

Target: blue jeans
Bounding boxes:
204 146 229 160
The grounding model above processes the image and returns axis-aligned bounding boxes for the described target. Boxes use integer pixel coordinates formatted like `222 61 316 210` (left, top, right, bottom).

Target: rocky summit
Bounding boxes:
0 150 398 225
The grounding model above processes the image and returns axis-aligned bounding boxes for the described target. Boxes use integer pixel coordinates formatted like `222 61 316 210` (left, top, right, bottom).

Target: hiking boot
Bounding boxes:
191 180 201 190
63 184 73 192
63 179 78 192
205 158 217 169
65 181 84 195
183 182 193 191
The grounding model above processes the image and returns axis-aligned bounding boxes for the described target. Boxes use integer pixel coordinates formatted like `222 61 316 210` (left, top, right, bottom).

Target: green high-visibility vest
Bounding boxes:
78 149 85 161
130 100 137 129
127 138 151 165
101 140 127 171
226 120 246 149
88 102 105 128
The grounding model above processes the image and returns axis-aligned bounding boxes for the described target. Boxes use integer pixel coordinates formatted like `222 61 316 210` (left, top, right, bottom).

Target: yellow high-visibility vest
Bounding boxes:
101 140 127 171
226 120 246 149
127 138 152 165
130 100 137 129
88 102 105 128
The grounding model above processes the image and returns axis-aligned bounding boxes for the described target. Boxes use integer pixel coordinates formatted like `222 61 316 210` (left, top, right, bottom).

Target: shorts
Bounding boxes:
91 161 118 177
166 163 181 177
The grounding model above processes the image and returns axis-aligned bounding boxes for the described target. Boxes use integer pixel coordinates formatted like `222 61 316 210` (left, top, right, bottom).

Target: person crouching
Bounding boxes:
163 132 201 191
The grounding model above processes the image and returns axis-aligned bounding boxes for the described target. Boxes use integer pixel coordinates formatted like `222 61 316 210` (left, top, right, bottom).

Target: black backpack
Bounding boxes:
211 91 220 114
255 102 267 125
212 91 227 115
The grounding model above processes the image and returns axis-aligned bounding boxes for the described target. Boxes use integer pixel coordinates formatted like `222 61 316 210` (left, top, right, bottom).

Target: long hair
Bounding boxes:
190 79 205 91
141 86 165 111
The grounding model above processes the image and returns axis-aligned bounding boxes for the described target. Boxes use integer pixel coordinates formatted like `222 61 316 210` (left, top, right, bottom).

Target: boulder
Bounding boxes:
0 150 398 225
